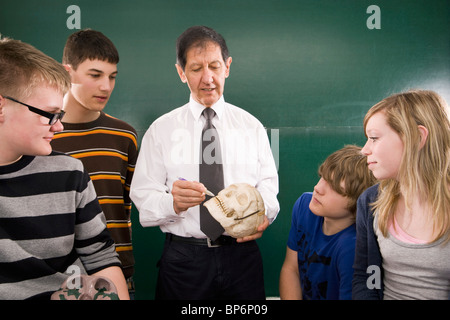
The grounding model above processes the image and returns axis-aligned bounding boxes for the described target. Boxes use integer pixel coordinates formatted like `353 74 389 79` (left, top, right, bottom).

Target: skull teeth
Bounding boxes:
214 196 234 217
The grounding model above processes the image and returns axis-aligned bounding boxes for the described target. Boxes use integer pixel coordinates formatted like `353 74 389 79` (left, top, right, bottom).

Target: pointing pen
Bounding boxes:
178 177 215 197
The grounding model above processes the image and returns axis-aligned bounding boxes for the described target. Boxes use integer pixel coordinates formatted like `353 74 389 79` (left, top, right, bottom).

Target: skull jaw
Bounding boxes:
223 211 265 238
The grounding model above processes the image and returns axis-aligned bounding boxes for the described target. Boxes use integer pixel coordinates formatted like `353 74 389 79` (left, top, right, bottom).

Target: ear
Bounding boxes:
224 57 232 78
63 64 74 78
418 125 428 149
0 95 7 123
175 63 187 83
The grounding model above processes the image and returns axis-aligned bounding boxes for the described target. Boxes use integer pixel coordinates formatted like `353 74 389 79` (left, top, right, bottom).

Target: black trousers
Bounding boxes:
155 235 265 300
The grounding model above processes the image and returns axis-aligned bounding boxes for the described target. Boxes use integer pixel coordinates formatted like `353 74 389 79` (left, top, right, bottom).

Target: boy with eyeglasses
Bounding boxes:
50 29 138 294
0 37 129 299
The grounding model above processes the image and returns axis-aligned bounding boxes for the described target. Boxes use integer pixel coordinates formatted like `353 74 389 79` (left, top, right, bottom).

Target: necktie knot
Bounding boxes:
202 108 216 121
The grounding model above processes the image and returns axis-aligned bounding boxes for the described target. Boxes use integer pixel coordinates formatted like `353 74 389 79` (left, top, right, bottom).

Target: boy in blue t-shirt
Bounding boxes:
279 145 376 299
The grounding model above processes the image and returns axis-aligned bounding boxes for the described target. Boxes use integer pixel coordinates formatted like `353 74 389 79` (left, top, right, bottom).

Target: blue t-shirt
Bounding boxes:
287 192 356 300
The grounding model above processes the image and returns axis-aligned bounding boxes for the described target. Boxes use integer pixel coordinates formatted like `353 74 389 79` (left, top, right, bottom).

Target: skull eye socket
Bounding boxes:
236 193 249 205
225 191 234 198
94 278 112 292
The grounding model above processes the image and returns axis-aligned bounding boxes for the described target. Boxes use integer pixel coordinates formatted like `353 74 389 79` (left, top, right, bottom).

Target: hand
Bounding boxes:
172 179 206 214
236 215 270 243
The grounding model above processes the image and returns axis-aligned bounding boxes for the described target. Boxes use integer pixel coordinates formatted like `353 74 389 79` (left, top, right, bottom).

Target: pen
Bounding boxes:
178 177 215 197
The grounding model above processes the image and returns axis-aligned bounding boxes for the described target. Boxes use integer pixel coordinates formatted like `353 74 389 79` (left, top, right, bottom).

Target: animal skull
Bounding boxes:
204 183 265 238
51 274 119 300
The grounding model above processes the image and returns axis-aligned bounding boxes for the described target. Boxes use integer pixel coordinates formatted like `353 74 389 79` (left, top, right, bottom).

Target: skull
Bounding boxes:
51 274 119 300
204 183 265 238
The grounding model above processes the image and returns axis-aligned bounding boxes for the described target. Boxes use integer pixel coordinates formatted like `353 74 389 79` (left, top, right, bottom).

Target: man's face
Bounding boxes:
0 85 64 163
66 59 117 112
176 42 232 108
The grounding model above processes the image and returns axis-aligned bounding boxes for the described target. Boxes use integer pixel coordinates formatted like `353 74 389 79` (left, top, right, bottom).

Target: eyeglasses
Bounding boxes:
4 96 65 125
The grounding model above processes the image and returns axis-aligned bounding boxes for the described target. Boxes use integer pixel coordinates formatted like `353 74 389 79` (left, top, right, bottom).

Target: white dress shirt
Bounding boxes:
130 95 279 238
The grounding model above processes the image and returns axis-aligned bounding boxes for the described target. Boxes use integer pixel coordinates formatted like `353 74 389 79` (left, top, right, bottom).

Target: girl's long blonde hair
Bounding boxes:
364 90 450 243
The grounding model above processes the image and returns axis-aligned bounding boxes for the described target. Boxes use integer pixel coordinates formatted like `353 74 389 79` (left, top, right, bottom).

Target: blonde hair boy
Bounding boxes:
0 38 129 299
280 145 376 300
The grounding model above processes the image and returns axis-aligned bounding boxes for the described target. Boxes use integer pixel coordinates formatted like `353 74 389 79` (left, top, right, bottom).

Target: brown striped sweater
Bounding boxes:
51 112 138 278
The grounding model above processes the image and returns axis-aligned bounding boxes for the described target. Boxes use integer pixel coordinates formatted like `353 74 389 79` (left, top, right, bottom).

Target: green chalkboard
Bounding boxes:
1 0 449 299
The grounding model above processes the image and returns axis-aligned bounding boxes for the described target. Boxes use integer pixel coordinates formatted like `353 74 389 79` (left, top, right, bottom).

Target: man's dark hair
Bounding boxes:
62 28 119 70
176 26 229 71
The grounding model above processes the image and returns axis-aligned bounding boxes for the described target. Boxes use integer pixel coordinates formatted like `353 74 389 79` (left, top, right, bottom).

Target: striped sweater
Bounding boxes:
0 152 121 300
51 112 138 278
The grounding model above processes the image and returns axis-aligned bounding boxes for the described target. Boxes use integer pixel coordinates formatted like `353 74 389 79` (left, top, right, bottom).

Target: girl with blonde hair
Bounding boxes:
352 90 450 300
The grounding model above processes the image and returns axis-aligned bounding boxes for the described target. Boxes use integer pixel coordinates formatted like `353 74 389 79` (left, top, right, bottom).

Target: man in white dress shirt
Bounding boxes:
130 26 279 299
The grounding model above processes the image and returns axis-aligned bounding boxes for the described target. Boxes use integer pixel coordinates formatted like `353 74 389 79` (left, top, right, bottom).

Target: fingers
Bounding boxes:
257 215 270 232
236 216 269 243
172 180 206 214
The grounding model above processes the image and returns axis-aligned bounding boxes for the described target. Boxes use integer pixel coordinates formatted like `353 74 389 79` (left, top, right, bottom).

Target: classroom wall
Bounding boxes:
1 0 449 299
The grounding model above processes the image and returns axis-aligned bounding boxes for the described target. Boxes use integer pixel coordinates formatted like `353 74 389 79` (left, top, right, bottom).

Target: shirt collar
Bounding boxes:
189 95 225 121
